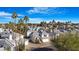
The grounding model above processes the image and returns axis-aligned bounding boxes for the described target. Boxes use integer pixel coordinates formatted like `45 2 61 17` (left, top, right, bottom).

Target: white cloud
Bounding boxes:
29 18 43 23
4 16 12 19
28 7 64 14
0 11 24 19
28 18 54 23
28 18 70 23
18 14 24 17
28 7 49 14
0 11 24 17
0 11 11 16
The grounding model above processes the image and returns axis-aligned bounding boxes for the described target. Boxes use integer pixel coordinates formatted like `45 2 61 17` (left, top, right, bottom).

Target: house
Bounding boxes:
27 30 33 38
0 39 5 50
49 31 60 40
0 28 4 33
25 39 29 46
39 30 50 42
27 26 43 38
29 30 50 43
49 29 63 40
0 38 15 51
0 29 24 51
0 30 11 38
30 31 41 43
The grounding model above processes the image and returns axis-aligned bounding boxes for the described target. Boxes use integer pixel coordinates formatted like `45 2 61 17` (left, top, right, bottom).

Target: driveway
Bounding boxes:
25 41 57 51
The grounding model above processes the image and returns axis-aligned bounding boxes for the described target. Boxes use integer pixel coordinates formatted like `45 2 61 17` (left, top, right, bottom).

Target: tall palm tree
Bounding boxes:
18 18 24 24
11 12 18 24
23 16 29 24
8 21 14 29
0 24 2 28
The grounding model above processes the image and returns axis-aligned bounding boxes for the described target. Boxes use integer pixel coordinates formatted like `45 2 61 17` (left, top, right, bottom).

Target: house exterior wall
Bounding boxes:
42 38 49 42
0 28 4 33
25 39 29 45
27 31 32 37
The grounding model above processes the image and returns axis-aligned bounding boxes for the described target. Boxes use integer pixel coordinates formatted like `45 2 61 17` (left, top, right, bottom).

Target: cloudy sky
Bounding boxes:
0 7 79 23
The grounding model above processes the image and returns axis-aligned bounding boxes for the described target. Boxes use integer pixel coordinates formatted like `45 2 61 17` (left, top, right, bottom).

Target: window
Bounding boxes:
44 35 47 37
0 44 3 48
5 33 7 34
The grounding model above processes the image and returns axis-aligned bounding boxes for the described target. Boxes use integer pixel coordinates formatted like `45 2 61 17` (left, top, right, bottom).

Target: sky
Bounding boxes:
0 7 79 23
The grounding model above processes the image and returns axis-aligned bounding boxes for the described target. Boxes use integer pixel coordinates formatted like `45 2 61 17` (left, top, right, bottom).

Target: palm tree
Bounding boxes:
40 21 47 27
8 21 14 29
18 18 24 24
52 19 55 23
23 16 29 24
18 19 25 33
11 12 18 24
0 24 2 28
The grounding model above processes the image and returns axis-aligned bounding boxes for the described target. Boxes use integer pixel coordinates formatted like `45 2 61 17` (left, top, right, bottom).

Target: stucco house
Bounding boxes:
26 30 33 38
39 30 50 42
0 29 24 51
29 30 50 43
0 28 4 33
30 31 41 43
0 37 15 51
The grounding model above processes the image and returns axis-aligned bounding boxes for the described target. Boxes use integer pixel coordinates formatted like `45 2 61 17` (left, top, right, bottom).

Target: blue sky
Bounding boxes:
0 7 79 23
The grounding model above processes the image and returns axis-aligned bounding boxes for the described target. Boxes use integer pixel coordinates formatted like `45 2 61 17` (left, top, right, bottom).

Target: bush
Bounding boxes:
52 32 79 51
15 43 25 51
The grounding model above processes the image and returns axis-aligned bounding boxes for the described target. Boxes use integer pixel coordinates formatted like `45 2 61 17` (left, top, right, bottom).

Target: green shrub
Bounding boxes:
52 32 79 51
15 43 25 51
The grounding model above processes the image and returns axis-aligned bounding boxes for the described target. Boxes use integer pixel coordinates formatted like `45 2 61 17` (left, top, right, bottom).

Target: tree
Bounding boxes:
23 16 29 24
0 24 2 28
18 18 24 24
8 21 14 29
11 12 18 24
17 18 29 34
52 19 55 23
15 38 25 51
40 21 47 27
